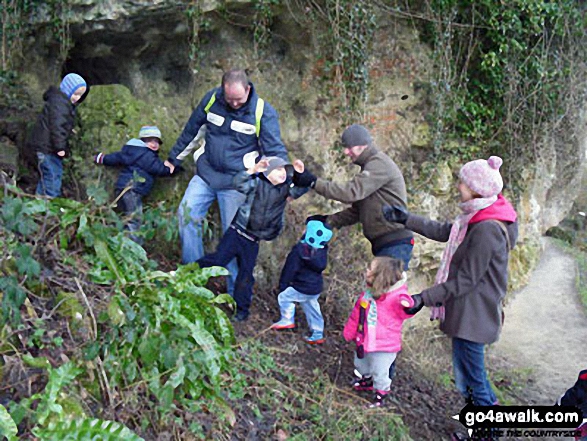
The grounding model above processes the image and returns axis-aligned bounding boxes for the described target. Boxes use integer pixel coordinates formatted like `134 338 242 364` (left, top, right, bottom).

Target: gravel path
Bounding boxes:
493 237 587 440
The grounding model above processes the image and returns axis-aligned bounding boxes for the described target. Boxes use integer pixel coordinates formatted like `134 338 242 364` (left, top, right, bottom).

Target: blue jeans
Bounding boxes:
375 242 413 271
118 190 143 244
452 337 497 406
178 175 246 295
277 287 324 332
198 227 259 316
375 240 413 380
36 152 63 197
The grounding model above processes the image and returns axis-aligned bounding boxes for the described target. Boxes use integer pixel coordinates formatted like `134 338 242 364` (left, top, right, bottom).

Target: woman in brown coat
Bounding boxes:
383 156 518 408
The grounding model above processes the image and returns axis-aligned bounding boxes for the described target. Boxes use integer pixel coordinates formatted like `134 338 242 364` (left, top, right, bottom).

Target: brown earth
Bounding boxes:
229 237 587 441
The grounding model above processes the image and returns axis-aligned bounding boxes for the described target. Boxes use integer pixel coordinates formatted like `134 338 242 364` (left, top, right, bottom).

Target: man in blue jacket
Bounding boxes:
166 69 289 295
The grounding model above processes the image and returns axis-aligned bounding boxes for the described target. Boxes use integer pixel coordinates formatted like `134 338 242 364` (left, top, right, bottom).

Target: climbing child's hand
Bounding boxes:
293 159 305 173
249 158 270 175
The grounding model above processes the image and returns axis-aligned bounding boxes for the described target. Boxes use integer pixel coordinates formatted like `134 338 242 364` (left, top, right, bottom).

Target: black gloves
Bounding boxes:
306 214 328 224
382 205 409 224
404 294 424 315
293 169 317 188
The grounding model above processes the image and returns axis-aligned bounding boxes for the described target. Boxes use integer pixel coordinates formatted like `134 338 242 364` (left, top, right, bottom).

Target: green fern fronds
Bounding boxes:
34 418 144 440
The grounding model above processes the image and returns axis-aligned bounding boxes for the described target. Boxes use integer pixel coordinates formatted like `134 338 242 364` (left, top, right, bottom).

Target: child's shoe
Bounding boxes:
368 390 389 408
303 330 324 344
270 318 295 330
352 376 374 392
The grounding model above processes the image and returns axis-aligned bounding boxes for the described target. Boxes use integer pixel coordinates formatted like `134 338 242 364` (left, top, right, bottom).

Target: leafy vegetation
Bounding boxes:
300 0 377 117
0 185 238 438
252 0 280 53
0 0 72 71
410 0 586 184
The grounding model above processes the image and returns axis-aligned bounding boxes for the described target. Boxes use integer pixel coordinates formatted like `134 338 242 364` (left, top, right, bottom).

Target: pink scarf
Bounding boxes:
430 195 498 321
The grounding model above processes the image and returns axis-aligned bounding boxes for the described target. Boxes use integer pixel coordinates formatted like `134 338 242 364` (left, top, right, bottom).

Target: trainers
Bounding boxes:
303 331 325 344
270 318 295 330
368 390 389 408
352 376 374 392
231 310 249 322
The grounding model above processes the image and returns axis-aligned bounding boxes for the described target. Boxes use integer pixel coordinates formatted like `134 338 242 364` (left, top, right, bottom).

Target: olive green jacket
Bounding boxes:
314 145 412 254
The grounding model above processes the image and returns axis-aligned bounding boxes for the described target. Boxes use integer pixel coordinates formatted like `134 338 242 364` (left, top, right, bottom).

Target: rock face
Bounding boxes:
4 0 586 288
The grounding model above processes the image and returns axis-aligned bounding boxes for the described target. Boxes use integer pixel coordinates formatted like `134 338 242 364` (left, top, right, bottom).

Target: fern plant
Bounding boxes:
34 419 144 441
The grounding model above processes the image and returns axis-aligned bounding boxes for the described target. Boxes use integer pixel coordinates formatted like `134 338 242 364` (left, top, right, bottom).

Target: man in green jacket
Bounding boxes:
295 124 414 270
294 123 414 380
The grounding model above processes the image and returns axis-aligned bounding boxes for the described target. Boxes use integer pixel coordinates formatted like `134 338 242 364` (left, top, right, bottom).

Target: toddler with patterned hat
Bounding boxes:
94 125 174 243
271 216 333 344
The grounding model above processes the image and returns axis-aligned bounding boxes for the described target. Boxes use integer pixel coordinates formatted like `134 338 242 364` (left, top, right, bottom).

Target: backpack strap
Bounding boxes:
204 92 264 138
489 220 511 252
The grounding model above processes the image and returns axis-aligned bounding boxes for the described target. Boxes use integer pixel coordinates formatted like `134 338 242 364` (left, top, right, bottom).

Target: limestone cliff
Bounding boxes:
3 0 586 291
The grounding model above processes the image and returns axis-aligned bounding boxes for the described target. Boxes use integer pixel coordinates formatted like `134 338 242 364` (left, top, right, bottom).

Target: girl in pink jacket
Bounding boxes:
343 256 414 408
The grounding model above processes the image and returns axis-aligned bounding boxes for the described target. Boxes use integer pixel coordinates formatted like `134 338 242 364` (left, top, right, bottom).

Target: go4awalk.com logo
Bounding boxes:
452 404 585 439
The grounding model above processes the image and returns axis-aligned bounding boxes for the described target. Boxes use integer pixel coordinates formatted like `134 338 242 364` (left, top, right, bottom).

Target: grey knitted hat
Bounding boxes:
341 124 373 148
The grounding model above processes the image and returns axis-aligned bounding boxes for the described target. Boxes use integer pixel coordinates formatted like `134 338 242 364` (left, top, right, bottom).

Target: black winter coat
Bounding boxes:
279 242 328 295
27 86 88 156
101 139 172 196
557 369 587 416
231 168 307 241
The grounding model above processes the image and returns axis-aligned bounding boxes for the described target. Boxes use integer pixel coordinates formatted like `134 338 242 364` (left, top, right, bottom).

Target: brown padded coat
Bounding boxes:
313 145 412 254
406 214 518 344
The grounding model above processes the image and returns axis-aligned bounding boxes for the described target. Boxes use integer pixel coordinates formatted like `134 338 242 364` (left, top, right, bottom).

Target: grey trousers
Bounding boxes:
354 351 397 392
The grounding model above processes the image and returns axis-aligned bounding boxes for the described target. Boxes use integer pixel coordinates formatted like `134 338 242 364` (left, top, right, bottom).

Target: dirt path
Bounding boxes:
492 237 587 437
495 237 586 399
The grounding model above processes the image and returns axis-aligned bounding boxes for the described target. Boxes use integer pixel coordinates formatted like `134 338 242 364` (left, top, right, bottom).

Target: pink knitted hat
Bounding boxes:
459 156 504 198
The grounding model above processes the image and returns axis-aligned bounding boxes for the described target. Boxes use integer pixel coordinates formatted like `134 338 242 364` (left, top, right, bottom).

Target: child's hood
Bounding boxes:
126 138 148 148
43 85 90 106
120 139 159 159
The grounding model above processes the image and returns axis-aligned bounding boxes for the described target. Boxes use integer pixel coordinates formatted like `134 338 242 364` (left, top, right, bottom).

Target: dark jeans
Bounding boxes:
375 240 414 380
36 152 63 197
197 226 260 316
118 190 143 244
375 242 413 271
452 337 497 406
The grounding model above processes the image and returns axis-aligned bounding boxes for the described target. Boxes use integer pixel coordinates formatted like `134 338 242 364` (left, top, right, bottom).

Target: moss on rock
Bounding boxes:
73 84 191 205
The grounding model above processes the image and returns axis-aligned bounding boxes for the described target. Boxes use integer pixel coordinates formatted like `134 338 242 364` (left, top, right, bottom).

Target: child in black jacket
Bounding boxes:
271 218 333 344
197 156 307 322
94 126 174 242
28 73 89 197
556 369 587 440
